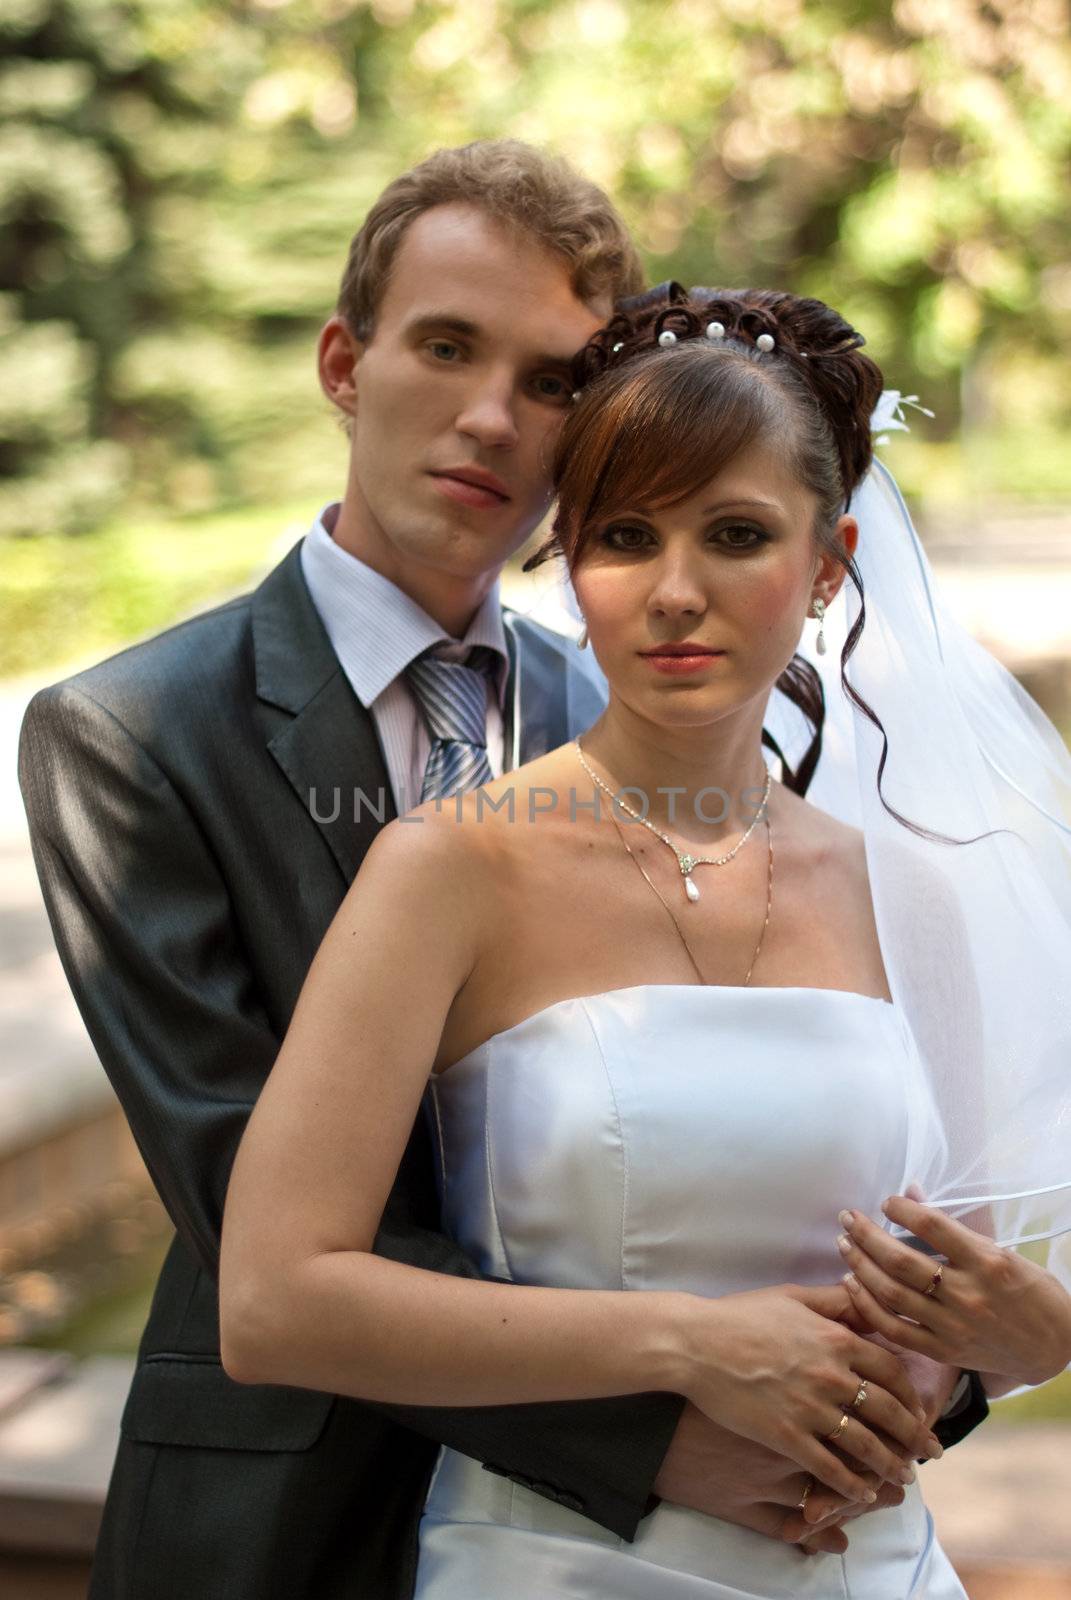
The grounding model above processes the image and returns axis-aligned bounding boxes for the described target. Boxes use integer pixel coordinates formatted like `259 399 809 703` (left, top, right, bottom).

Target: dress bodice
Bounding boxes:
424 983 943 1302
416 984 962 1600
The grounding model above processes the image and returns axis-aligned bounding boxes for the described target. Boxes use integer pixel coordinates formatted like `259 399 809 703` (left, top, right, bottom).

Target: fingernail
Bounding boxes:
843 1271 859 1289
898 1465 916 1485
926 1437 944 1459
836 1234 852 1255
864 1489 878 1503
838 1209 854 1229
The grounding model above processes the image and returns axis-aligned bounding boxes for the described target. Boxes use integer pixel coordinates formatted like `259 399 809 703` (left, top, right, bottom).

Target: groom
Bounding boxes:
20 139 981 1599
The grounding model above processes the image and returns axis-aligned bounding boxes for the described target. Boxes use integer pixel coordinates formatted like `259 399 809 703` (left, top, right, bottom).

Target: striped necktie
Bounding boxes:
406 645 499 802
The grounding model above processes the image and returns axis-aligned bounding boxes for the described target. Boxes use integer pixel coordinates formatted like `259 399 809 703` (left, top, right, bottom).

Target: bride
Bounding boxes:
220 284 1071 1597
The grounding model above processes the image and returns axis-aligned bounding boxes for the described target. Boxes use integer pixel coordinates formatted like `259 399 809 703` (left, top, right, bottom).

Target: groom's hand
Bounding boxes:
653 1402 898 1557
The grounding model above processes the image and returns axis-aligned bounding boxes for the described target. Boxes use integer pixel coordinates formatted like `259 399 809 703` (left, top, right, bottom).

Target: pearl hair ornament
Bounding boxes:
578 306 794 405
657 322 775 353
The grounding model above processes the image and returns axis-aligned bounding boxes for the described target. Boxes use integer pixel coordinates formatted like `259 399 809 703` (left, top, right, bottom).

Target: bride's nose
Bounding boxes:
646 549 709 624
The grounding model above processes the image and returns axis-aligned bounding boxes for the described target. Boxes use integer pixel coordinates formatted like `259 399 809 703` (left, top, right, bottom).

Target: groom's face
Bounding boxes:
333 204 610 584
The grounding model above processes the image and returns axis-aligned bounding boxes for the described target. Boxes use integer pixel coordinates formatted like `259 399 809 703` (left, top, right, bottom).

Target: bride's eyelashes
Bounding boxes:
597 520 772 554
598 522 652 552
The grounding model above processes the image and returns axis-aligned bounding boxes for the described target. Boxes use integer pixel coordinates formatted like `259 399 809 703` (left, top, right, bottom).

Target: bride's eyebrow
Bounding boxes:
699 498 782 515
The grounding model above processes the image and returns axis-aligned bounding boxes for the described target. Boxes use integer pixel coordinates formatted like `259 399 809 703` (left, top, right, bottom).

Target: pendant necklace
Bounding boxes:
611 808 773 988
574 739 772 903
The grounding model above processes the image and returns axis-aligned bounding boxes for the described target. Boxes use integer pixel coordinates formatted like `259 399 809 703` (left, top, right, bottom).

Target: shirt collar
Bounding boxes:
300 503 509 709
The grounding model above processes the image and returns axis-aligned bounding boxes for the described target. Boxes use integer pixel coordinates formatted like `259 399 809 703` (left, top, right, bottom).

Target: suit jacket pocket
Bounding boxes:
121 1354 335 1452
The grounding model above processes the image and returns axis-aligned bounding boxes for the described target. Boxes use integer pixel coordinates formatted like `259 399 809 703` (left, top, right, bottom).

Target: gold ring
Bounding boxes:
825 1411 850 1442
798 1477 813 1512
923 1263 944 1298
850 1380 868 1410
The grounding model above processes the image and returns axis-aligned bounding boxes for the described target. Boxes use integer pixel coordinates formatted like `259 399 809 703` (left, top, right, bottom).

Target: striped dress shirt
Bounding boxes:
300 503 509 815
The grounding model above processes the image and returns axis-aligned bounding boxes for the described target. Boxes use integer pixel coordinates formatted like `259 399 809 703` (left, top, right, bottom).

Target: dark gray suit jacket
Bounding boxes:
19 542 684 1600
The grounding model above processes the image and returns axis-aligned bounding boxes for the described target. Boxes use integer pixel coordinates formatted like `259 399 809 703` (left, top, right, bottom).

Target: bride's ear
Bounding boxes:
815 514 858 606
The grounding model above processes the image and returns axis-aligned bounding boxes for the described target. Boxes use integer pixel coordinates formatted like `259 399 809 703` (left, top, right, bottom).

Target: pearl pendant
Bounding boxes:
684 875 700 903
816 631 827 656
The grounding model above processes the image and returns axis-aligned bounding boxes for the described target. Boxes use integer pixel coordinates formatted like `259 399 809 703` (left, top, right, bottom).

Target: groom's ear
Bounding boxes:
317 315 364 419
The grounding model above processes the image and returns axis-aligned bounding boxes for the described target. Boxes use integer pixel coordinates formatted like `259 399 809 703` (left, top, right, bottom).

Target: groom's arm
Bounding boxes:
19 682 683 1541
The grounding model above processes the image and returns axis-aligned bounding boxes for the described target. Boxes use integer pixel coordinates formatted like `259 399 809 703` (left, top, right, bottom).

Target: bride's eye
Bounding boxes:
715 524 768 551
601 523 652 551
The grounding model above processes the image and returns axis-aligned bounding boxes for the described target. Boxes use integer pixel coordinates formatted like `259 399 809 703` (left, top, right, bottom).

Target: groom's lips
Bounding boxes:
430 466 512 509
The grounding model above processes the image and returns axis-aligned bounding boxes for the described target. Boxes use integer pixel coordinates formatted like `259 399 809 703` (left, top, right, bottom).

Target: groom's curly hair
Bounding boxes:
338 140 645 337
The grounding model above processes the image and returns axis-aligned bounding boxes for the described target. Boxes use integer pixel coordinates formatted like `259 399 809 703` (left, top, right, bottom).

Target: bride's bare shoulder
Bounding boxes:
362 748 573 883
777 782 964 918
773 783 868 875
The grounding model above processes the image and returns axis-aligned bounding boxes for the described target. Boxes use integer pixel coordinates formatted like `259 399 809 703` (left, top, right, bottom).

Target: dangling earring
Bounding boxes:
576 621 589 650
811 597 827 656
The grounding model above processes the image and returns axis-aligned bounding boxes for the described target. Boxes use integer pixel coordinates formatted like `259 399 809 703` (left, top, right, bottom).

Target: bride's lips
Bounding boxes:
639 643 727 676
430 466 511 510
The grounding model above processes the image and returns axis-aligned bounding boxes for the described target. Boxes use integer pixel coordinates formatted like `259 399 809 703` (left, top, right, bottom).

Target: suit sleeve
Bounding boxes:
18 682 683 1541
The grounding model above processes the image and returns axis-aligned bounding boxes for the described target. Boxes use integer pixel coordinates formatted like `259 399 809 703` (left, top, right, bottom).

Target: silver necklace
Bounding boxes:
574 739 773 903
611 809 773 985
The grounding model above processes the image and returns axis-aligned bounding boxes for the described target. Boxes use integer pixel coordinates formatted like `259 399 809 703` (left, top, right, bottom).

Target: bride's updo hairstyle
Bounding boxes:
525 281 884 797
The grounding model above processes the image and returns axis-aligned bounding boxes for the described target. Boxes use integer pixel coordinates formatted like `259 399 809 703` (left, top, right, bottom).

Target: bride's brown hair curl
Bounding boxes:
525 282 885 797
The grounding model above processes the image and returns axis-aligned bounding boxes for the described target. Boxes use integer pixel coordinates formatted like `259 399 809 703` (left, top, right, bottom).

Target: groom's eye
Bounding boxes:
532 373 571 402
427 340 463 363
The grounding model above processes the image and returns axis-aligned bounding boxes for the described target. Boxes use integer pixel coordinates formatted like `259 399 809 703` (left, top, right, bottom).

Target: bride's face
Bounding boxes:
570 435 856 731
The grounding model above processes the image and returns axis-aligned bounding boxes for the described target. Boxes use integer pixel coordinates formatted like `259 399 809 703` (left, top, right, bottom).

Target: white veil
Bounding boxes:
540 389 1071 1286
767 434 1071 1288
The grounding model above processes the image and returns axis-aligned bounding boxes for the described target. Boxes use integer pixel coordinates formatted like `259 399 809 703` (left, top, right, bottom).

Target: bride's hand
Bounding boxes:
677 1283 942 1504
783 1346 957 1546
837 1195 1071 1387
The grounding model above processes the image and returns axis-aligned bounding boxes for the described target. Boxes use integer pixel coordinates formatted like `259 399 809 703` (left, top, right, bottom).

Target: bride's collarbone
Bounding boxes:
435 797 888 1068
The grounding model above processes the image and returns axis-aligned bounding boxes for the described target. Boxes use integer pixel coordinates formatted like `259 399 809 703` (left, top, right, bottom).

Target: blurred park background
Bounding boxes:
1 0 1070 1594
3 0 1071 680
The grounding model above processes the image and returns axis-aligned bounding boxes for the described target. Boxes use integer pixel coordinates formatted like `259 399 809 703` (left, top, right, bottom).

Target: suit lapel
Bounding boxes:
251 543 396 886
250 550 605 881
504 612 606 768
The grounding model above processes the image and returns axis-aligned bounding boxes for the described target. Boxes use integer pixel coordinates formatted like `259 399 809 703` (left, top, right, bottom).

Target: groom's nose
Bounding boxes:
456 370 520 452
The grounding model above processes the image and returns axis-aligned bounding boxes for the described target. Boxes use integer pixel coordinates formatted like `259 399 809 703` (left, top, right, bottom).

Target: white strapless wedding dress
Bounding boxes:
414 984 966 1599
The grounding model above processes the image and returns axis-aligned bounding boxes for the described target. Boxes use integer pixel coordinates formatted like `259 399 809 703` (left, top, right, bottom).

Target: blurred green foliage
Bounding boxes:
1 0 1070 550
0 496 309 675
991 1367 1071 1423
28 1233 173 1359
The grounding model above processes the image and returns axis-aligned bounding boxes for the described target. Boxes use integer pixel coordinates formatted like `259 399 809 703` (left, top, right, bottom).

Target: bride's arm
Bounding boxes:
220 809 678 1406
220 807 935 1501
